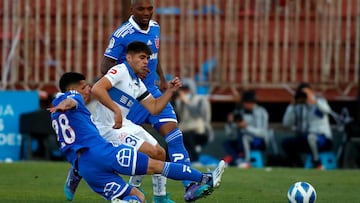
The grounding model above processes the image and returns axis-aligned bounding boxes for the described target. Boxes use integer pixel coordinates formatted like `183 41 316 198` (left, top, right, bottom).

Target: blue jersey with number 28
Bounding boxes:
50 91 107 164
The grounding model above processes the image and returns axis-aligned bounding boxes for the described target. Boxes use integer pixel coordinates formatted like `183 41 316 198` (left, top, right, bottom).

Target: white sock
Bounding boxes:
129 175 145 187
152 174 167 196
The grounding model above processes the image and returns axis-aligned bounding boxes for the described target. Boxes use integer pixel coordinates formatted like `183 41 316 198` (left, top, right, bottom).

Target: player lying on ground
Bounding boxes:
49 72 225 203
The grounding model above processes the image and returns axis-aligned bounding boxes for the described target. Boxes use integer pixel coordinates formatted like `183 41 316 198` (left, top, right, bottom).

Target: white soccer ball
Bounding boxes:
287 181 317 203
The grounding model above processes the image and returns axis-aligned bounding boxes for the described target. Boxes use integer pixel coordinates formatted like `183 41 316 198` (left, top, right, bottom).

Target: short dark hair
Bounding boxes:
126 41 152 56
59 72 86 93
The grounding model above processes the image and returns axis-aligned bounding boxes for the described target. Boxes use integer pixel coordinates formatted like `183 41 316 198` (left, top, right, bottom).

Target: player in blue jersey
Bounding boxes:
98 0 209 202
50 72 225 203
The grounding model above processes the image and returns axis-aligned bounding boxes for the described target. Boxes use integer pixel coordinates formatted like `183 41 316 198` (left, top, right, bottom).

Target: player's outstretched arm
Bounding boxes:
140 77 181 115
47 98 77 113
92 77 123 129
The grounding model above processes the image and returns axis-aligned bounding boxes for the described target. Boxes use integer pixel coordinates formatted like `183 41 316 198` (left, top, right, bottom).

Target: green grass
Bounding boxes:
0 161 359 203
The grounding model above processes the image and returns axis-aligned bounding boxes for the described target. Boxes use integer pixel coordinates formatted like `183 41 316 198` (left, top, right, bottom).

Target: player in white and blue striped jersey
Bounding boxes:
98 0 210 202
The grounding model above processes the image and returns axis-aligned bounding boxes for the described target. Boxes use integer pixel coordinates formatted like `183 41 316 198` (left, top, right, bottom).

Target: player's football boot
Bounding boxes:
152 192 175 203
64 167 82 201
204 160 226 188
184 183 212 202
183 160 226 202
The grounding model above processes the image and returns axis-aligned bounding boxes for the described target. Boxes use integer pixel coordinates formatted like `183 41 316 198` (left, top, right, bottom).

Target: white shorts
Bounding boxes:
99 120 158 150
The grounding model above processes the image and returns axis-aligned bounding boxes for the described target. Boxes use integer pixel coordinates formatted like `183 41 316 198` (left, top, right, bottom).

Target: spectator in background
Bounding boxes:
223 90 269 168
282 82 333 169
174 78 214 164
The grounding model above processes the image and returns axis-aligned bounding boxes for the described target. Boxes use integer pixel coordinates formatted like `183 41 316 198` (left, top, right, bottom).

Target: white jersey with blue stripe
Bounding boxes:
104 16 160 90
94 62 151 133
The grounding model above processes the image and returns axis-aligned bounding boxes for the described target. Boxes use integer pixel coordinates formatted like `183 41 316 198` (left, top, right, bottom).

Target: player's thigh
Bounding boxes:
138 142 166 161
78 155 132 200
112 145 150 176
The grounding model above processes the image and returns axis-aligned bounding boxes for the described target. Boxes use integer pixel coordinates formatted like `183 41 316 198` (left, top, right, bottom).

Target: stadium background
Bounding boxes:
0 0 359 163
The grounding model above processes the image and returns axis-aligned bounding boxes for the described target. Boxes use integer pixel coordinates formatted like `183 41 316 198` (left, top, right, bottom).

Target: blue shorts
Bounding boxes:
126 87 177 131
77 144 149 200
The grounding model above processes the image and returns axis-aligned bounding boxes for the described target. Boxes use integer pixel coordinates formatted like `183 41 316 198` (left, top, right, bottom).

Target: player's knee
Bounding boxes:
158 122 178 136
146 144 166 161
155 145 166 161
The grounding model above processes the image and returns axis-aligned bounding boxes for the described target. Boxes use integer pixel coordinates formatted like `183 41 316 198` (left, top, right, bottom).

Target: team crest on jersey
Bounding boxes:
155 36 160 49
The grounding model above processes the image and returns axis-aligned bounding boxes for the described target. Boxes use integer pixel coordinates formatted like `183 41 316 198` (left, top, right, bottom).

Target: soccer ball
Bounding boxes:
287 181 317 203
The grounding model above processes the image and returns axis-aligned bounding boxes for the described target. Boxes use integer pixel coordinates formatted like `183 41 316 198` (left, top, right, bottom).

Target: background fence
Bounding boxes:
0 0 359 102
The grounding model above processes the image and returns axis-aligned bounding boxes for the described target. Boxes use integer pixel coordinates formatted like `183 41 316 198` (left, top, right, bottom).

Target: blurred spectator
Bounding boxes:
282 82 333 169
174 78 214 163
223 90 269 168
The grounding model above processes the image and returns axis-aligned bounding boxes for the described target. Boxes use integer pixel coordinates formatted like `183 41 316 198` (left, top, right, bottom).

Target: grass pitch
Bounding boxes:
0 161 359 203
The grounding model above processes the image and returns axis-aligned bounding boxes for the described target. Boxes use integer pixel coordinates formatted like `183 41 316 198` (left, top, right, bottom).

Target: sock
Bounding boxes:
129 175 145 187
152 174 167 196
161 162 203 183
165 128 192 187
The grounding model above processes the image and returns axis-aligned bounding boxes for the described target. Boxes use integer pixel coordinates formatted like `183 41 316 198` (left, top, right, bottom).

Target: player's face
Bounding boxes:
131 0 153 29
74 80 91 104
127 52 149 76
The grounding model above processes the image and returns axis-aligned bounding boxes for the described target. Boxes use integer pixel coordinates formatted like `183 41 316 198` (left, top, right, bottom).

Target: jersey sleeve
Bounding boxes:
104 64 125 87
136 80 151 102
66 90 82 108
104 36 126 61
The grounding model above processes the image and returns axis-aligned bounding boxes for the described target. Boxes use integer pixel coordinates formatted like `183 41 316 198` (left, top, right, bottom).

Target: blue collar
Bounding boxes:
124 61 140 85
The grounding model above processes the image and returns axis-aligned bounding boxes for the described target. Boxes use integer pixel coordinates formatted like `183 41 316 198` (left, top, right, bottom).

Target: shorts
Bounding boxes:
101 120 158 150
77 144 149 200
126 88 177 131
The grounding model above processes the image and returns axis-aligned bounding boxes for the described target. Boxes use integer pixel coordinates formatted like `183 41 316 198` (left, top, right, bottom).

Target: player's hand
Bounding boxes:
47 106 64 113
168 77 182 91
113 110 123 129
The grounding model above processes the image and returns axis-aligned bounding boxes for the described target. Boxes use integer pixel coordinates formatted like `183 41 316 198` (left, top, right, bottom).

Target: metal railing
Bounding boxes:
0 0 359 100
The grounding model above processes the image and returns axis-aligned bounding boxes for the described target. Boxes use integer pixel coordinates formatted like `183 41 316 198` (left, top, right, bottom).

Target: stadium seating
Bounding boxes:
250 150 264 168
304 151 337 170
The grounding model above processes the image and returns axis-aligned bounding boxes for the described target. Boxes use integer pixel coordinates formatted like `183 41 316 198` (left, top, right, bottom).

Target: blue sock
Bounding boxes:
165 128 192 187
162 162 203 183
